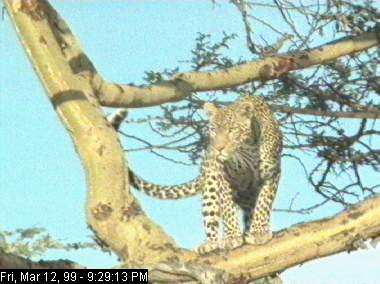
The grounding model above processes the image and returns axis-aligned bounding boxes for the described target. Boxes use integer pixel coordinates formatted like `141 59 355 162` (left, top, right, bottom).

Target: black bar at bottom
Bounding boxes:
0 269 148 284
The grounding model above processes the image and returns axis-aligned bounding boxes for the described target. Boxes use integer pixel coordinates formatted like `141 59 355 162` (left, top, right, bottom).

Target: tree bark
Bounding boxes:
197 195 380 282
94 32 379 108
4 0 187 268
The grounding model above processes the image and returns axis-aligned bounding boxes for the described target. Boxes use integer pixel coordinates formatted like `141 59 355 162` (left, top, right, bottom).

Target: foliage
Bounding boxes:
0 227 96 258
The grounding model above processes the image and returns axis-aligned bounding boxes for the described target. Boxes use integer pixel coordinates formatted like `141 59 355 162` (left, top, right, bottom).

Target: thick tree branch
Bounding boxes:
96 30 379 108
4 0 187 267
195 195 380 282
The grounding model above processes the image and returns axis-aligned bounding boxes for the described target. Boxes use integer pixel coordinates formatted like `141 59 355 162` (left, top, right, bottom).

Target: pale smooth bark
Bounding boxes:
199 195 380 282
4 0 185 267
95 32 379 108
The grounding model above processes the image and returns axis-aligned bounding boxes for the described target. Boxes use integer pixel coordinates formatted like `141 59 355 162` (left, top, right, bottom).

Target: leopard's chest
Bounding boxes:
225 147 261 182
201 147 263 195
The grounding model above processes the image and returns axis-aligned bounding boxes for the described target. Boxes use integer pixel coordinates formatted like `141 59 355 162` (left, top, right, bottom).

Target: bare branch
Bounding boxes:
96 31 379 108
272 104 380 119
231 0 259 54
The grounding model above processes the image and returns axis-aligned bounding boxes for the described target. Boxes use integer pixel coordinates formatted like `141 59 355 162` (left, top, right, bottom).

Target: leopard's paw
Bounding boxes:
220 235 243 251
196 240 219 254
245 230 272 245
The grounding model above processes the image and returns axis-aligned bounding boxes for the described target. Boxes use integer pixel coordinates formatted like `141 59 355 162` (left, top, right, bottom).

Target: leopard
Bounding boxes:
128 95 283 254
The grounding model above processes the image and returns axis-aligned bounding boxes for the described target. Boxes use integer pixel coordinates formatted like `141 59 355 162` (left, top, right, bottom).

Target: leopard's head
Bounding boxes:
204 99 259 160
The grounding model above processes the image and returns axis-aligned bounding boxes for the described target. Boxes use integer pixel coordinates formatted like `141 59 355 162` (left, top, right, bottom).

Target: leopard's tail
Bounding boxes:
128 169 202 199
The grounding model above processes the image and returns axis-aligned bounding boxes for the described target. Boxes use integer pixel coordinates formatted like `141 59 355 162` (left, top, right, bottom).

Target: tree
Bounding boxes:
1 0 379 283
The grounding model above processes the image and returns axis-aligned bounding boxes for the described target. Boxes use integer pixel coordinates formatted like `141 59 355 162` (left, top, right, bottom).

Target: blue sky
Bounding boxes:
1 1 379 283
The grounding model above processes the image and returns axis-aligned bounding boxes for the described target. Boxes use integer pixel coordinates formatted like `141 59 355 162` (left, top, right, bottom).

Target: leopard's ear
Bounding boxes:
203 102 219 117
239 102 254 118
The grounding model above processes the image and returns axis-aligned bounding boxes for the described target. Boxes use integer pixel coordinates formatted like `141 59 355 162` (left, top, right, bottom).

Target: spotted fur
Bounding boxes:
129 95 282 253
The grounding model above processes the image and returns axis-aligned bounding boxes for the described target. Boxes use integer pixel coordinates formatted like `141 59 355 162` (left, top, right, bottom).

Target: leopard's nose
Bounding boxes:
213 142 224 151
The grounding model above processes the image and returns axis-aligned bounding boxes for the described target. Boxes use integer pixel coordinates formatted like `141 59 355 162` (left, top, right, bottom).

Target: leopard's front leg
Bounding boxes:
245 173 279 245
219 174 243 251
